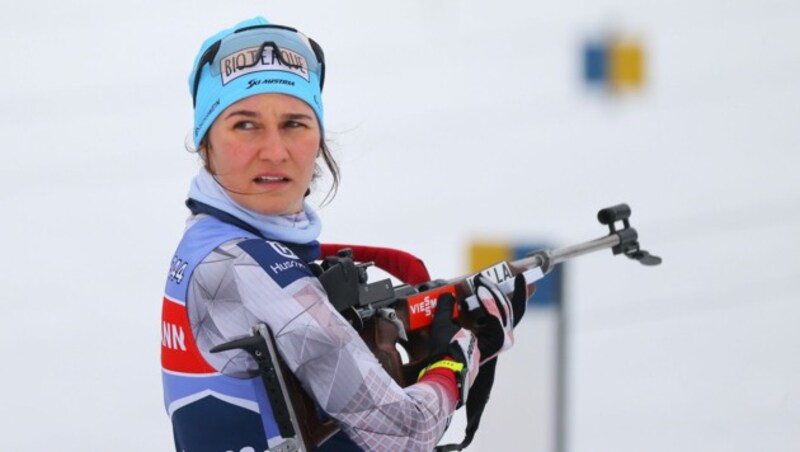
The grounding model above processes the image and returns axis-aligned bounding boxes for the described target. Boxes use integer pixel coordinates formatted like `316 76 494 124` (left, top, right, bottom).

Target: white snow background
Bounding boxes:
1 1 798 451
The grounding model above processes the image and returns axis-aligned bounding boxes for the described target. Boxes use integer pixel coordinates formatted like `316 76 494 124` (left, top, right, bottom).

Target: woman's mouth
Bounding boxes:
253 175 290 184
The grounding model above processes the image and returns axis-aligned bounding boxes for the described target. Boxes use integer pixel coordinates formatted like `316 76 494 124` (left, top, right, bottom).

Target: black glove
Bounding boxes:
468 273 529 363
419 292 480 408
428 293 461 358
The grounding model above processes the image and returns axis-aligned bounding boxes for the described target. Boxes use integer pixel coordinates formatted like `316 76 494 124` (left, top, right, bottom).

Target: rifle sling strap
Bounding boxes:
436 357 498 451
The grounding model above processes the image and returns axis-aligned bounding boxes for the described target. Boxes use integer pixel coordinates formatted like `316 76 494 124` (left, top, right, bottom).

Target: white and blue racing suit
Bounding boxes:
161 200 458 451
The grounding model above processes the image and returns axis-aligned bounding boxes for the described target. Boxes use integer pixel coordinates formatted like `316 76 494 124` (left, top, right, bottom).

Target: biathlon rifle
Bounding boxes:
215 203 661 450
319 203 661 386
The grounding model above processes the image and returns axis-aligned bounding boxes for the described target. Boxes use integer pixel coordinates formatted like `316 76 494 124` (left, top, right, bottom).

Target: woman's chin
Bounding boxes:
233 195 302 216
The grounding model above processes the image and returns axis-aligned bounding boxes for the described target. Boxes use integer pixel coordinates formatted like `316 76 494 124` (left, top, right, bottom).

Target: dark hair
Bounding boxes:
316 139 340 205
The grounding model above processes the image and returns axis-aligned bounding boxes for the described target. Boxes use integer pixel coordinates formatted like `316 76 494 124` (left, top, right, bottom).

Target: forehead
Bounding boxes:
222 93 315 116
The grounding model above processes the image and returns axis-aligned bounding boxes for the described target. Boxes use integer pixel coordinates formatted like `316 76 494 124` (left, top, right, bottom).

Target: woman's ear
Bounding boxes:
200 140 214 173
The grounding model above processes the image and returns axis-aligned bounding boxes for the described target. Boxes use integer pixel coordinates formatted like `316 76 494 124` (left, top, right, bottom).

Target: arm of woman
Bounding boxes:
189 238 459 451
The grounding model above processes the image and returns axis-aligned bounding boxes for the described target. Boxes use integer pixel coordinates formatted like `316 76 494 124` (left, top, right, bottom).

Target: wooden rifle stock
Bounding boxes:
274 357 340 450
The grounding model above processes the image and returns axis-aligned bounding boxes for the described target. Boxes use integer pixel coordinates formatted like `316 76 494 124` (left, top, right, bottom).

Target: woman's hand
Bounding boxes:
419 293 480 408
467 273 528 364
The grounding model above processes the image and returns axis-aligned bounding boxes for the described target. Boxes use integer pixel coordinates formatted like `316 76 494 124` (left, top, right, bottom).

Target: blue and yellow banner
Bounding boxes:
469 241 563 307
583 34 646 91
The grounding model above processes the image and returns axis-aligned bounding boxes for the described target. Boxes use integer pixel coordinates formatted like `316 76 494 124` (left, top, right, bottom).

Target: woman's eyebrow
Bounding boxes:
224 110 260 120
284 113 315 121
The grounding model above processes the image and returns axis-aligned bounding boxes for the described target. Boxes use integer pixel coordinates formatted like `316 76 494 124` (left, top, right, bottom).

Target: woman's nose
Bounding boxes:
257 127 289 161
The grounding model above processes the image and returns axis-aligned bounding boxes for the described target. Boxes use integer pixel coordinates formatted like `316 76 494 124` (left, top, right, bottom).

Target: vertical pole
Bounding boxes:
554 263 568 452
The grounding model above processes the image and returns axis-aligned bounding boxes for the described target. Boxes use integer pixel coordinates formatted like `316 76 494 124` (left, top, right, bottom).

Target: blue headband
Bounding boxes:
189 17 325 147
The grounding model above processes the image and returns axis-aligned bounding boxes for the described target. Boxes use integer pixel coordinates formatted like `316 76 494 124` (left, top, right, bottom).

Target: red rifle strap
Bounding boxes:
320 244 431 285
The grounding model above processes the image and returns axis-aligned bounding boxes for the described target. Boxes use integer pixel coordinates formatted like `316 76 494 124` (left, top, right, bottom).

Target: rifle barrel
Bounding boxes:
512 233 622 273
550 233 621 266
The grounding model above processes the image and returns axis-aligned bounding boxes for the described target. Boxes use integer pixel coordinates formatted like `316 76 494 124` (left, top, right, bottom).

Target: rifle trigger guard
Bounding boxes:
377 308 408 342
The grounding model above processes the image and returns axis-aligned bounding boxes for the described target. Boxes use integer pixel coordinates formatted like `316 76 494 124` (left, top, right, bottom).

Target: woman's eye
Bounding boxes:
284 120 307 129
234 121 256 130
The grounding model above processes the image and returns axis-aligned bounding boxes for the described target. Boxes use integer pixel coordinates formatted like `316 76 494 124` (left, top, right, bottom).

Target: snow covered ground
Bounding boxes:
1 1 798 450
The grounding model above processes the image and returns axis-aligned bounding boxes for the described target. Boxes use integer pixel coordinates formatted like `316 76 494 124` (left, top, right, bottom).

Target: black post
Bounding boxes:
554 262 569 452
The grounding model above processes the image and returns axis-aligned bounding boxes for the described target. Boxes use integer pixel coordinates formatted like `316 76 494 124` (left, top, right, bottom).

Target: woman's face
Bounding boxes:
205 93 321 215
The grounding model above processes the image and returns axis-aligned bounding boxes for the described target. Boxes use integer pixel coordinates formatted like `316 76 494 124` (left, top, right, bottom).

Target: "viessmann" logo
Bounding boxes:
407 286 458 330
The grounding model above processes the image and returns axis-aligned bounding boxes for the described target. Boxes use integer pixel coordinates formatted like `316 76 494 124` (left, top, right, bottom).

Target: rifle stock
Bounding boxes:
276 357 340 450
212 324 339 451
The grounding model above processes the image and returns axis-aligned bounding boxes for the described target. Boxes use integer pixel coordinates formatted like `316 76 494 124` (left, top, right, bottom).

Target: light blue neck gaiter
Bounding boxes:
187 167 322 245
